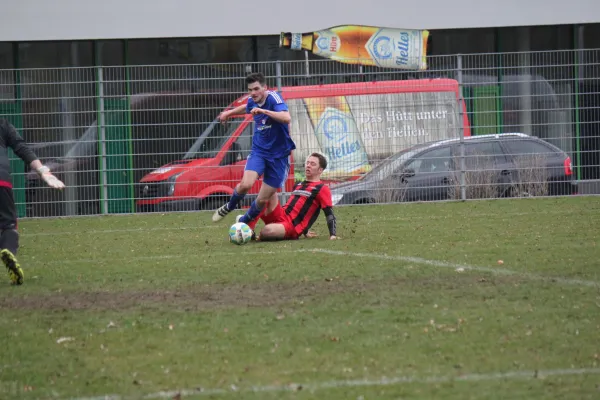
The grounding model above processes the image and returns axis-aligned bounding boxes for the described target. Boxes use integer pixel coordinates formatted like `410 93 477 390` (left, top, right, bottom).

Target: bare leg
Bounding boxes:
235 170 259 195
262 191 279 217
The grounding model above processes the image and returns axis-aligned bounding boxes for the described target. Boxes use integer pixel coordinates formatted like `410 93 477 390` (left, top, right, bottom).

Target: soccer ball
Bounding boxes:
229 222 253 245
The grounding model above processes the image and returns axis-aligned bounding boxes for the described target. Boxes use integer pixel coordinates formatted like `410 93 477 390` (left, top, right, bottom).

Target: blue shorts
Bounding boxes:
245 152 290 189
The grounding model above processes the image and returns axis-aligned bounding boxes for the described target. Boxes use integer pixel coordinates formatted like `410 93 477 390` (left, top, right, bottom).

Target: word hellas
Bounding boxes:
326 139 362 160
396 32 410 66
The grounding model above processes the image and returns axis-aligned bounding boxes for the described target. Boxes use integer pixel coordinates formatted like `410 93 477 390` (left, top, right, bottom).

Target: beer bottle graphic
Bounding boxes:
303 96 371 180
280 25 429 70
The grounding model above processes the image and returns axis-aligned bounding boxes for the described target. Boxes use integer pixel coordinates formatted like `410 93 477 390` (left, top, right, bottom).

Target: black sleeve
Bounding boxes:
323 206 337 237
0 119 38 165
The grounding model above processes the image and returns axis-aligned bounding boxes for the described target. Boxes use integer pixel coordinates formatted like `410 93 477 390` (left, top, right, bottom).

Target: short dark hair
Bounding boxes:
309 152 328 170
246 72 266 86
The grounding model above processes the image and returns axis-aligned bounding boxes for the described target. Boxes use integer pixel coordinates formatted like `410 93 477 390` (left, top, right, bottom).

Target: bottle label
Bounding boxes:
365 28 426 70
290 33 303 50
314 107 370 177
313 30 341 57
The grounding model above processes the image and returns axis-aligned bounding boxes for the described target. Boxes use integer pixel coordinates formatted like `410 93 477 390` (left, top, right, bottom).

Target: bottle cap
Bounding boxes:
279 32 286 47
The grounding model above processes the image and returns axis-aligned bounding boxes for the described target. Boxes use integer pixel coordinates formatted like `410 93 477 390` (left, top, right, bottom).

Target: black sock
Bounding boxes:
0 229 19 255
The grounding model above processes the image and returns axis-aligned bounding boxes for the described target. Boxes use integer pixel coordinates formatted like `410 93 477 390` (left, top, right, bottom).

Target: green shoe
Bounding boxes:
1 249 23 285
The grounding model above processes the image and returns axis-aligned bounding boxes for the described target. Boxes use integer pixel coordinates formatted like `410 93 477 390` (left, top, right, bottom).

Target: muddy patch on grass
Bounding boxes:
0 274 522 311
0 280 372 311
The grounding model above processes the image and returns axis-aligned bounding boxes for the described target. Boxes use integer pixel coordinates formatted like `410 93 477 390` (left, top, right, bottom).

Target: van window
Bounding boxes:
234 123 253 158
65 121 97 158
221 123 253 166
183 118 244 159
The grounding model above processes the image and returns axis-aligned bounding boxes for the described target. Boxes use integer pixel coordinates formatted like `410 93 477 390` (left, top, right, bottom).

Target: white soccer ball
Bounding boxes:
228 222 253 245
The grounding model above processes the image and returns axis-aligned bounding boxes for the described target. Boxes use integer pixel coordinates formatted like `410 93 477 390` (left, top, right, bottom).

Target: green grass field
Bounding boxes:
1 197 600 399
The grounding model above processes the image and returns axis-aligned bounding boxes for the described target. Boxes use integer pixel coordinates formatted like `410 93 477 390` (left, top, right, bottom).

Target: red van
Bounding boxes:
136 78 471 212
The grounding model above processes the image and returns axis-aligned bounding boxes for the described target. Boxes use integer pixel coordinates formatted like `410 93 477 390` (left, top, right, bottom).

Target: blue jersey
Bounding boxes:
246 91 296 159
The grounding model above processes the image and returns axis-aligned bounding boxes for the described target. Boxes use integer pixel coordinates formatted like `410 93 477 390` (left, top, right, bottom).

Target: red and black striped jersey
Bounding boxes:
283 180 333 236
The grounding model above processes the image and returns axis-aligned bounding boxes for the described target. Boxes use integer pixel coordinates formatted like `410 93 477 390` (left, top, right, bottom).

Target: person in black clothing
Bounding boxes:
0 119 65 285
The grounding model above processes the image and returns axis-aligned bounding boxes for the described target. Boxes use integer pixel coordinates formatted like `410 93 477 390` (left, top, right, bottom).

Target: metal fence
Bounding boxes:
0 49 598 218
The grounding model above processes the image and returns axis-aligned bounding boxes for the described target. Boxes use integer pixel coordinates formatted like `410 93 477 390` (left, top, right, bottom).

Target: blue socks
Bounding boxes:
239 200 263 224
226 189 263 225
227 189 246 211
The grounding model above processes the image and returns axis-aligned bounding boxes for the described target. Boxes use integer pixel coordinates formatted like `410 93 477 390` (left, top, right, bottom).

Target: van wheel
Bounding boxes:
200 194 229 211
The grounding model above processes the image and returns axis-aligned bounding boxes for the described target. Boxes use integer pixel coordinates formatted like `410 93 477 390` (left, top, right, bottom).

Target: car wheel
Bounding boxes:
354 198 374 205
506 186 533 198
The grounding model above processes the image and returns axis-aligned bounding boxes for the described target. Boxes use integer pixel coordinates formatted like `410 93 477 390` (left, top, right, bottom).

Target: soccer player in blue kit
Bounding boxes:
212 72 296 228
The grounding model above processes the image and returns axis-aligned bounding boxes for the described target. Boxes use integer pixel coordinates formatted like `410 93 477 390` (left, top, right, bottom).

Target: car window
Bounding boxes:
407 146 452 174
363 146 426 181
461 141 506 168
502 139 555 157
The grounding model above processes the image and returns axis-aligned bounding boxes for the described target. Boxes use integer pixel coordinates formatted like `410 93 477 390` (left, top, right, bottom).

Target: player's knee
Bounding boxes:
257 183 277 201
256 197 269 208
269 192 278 203
238 171 258 193
237 180 253 193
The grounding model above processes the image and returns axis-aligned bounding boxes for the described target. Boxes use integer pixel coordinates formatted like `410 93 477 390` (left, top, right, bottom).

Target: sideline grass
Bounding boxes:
1 197 599 399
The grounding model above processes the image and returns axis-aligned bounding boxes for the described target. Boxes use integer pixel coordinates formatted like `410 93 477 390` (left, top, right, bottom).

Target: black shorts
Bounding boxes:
0 186 17 230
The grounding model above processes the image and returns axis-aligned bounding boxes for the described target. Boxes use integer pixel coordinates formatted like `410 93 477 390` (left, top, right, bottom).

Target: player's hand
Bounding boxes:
305 230 318 238
218 111 231 123
250 108 265 116
37 166 65 190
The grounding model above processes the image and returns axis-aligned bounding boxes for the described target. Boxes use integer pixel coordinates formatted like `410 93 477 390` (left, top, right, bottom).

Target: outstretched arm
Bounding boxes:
219 104 248 122
2 119 37 165
1 119 65 190
250 108 291 124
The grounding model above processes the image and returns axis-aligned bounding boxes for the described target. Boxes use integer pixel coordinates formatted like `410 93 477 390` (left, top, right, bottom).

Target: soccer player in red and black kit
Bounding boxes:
0 119 65 285
236 152 338 241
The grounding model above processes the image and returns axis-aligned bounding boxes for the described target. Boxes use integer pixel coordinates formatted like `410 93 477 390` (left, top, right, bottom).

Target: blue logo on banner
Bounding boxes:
322 115 349 142
316 36 329 50
372 35 392 60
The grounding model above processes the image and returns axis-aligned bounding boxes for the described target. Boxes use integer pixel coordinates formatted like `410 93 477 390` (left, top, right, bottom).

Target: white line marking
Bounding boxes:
63 367 600 400
357 208 598 222
304 249 599 288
